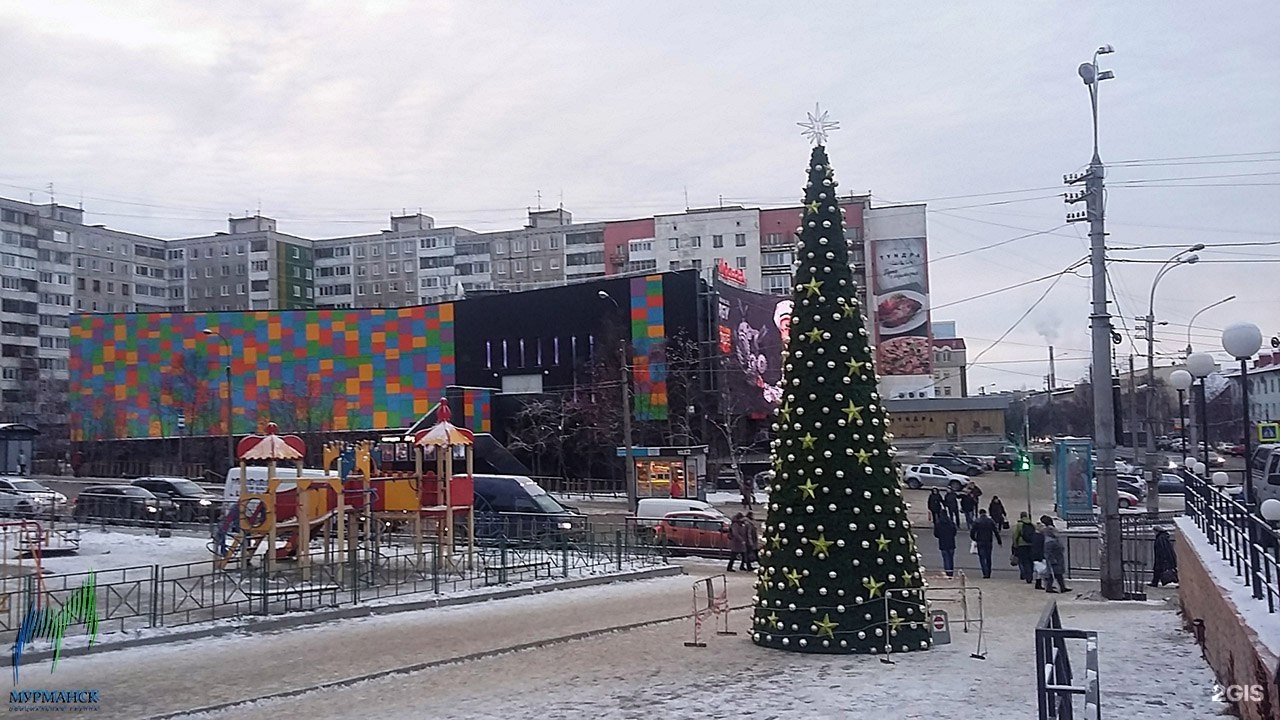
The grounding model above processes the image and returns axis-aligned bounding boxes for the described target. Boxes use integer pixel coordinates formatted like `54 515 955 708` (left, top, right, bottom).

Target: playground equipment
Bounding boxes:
212 403 476 575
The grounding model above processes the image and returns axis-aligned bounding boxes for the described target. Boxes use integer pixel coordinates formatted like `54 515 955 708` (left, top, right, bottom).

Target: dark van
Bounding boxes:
467 474 586 543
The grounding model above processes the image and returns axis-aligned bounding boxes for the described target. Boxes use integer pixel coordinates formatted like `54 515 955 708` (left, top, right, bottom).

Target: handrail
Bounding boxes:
1183 473 1280 614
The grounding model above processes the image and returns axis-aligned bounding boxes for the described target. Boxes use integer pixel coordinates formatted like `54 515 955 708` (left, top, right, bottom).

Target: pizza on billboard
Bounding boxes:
870 237 932 377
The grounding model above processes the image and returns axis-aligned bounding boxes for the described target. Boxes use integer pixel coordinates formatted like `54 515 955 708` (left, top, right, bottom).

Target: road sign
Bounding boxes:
1259 423 1279 444
929 609 951 646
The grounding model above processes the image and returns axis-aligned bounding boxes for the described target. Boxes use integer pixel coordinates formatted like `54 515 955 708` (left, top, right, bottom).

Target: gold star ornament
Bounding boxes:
810 533 833 556
875 534 891 552
843 401 864 423
804 200 820 215
845 358 864 376
805 327 824 343
801 278 823 297
800 432 816 449
863 576 885 598
814 613 838 639
798 478 818 499
854 448 871 465
785 569 803 587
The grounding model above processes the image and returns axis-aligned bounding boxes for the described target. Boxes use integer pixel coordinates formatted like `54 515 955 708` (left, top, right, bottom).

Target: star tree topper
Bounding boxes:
797 103 840 145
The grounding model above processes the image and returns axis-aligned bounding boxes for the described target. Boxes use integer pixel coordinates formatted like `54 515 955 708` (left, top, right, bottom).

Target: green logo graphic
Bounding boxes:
11 573 98 685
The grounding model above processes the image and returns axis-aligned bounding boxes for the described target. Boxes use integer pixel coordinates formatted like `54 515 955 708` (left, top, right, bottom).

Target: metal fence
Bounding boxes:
1183 474 1280 614
1035 600 1101 720
0 516 667 647
1062 512 1182 601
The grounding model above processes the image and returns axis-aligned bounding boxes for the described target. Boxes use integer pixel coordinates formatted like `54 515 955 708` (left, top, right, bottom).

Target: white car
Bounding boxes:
0 478 68 516
903 464 971 491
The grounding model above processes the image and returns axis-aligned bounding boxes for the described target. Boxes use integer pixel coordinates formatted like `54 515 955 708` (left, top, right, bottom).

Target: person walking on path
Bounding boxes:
738 473 755 509
1011 512 1036 583
944 489 960 526
744 511 761 570
726 513 752 572
1149 527 1177 586
933 511 958 577
1030 520 1047 589
988 495 1008 529
1042 525 1071 593
969 509 1002 578
927 489 944 524
1042 455 1052 475
959 490 976 529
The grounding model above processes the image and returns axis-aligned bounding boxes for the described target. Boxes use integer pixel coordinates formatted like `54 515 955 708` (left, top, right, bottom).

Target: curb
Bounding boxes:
145 596 754 720
8 564 685 666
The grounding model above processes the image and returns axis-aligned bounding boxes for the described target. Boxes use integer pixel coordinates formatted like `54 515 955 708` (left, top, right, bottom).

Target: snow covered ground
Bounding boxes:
10 564 1226 720
9 527 213 576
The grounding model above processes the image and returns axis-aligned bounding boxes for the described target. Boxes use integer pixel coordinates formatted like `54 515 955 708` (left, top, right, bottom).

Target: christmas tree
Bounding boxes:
751 108 931 655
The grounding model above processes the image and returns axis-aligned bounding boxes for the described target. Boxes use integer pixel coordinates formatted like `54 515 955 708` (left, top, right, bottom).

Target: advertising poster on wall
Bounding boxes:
1054 438 1095 521
715 279 790 419
869 236 933 382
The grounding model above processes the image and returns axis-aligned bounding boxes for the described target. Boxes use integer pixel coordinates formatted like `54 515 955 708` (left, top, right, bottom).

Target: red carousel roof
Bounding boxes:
236 422 306 460
413 399 475 447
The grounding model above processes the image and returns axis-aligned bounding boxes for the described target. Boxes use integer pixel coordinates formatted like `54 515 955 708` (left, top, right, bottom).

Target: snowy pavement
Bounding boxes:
8 560 1226 720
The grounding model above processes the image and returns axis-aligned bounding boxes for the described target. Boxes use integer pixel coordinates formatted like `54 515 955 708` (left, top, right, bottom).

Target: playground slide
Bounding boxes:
211 506 343 564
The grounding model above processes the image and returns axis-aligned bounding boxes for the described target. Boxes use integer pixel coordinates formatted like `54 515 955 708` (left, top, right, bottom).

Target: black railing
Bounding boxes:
1183 474 1280 614
1035 601 1100 720
1063 513 1174 600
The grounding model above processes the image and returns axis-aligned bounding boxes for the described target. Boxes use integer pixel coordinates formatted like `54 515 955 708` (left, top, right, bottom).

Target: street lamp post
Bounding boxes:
1221 322 1264 601
1142 246 1202 512
1187 352 1216 472
598 291 637 514
1070 44 1123 599
202 328 235 471
1170 369 1193 464
1185 296 1236 358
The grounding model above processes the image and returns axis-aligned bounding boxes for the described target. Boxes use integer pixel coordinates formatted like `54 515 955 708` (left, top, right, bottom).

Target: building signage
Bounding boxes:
715 279 789 418
1054 438 1094 521
868 236 933 382
716 260 747 287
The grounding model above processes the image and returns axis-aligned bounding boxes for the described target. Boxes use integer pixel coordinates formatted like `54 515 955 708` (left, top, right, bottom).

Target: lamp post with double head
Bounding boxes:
202 328 235 471
597 291 637 513
1141 246 1202 512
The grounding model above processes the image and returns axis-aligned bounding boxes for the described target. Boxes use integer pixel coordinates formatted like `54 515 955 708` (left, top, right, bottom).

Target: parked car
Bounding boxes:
926 455 983 476
470 474 586 543
131 477 219 522
903 464 971 491
993 453 1016 472
752 469 775 491
1206 452 1227 468
1229 443 1247 457
1157 474 1186 495
1115 477 1147 501
73 485 176 522
653 511 731 555
0 478 68 516
957 454 993 471
1156 436 1172 450
1093 488 1139 509
635 498 727 527
715 466 743 490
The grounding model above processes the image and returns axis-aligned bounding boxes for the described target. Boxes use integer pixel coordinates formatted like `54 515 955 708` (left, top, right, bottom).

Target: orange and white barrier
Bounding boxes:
685 574 735 647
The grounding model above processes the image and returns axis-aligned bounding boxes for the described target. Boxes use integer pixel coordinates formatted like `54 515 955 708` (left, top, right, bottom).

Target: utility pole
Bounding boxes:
1127 355 1138 458
619 339 637 514
1144 313 1162 512
1065 44 1123 600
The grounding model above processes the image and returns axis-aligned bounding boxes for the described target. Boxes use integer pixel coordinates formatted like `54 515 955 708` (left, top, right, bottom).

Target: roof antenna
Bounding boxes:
536 190 542 211
46 182 55 205
718 194 723 208
684 186 689 210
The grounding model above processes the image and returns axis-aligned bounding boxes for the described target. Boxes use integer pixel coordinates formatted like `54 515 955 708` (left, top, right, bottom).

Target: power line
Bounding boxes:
931 259 1088 311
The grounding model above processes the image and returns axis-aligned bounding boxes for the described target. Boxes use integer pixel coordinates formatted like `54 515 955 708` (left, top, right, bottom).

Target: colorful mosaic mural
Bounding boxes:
69 305 455 440
629 275 668 421
461 387 492 433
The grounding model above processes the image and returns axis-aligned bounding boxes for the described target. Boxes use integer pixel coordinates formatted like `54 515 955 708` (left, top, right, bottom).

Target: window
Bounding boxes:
550 258 560 269
237 244 245 255
106 282 114 294
691 259 702 270
403 260 414 273
668 238 679 250
305 288 313 299
371 245 381 257
220 285 229 296
764 274 791 295
121 284 130 296
251 260 268 272
629 240 652 253
76 278 85 290
357 266 367 277
357 285 366 295
221 265 231 276
550 237 560 249
372 265 380 276
403 241 413 253
292 285 301 298
943 386 952 397
237 264 246 275
712 235 724 248
237 283 246 294
496 261 508 275
204 267 213 278
387 243 397 256
204 247 213 258
514 259 526 274
387 282 398 293
735 256 747 269
388 264 397 275
735 233 746 246
531 239 540 251
355 246 366 258
532 259 543 271
92 280 101 292
689 236 701 248
513 240 525 253
251 280 269 292
291 246 300 259
373 283 382 295
90 259 98 270
669 260 680 270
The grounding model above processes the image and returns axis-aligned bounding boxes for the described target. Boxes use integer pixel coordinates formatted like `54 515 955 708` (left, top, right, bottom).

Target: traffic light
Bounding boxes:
1018 452 1032 474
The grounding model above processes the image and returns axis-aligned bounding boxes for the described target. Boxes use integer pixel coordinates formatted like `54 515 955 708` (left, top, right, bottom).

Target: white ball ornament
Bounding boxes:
836 539 846 548
840 640 848 648
828 570 837 579
828 503 837 511
858 631 867 640
798 639 808 648
782 638 790 646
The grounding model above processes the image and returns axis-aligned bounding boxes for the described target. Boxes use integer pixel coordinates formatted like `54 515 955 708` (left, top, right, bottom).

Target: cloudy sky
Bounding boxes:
2 1 1277 391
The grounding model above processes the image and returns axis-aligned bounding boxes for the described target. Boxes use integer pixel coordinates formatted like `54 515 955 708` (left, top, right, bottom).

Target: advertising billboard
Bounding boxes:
869 236 933 384
715 279 790 419
1054 438 1095 521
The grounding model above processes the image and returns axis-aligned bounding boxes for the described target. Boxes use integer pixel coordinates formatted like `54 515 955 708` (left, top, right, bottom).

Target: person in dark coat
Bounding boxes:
959 491 977 529
727 513 751 572
744 511 761 569
969 509 1002 578
1012 512 1036 583
1149 527 1177 586
943 489 960 526
933 511 958 576
927 489 944 524
1042 455 1052 474
1042 525 1071 593
1030 520 1047 589
988 495 1008 529
738 475 755 509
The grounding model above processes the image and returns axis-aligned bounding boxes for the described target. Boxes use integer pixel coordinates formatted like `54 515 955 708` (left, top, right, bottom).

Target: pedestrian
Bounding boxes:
959 490 976 529
927 488 944 524
933 510 958 577
745 511 761 570
1042 455 1051 474
969 508 1002 578
1042 525 1071 593
738 473 754 509
17 450 26 476
989 495 1008 529
727 513 750 572
1149 527 1177 587
944 489 960 526
1030 520 1047 589
1012 512 1036 583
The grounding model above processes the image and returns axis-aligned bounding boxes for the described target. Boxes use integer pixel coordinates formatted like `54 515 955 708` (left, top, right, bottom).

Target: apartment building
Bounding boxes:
171 216 315 312
649 206 761 286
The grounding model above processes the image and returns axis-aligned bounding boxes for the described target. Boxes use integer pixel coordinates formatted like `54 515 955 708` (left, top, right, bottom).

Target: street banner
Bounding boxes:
868 236 933 384
1054 438 1094 520
715 279 790 419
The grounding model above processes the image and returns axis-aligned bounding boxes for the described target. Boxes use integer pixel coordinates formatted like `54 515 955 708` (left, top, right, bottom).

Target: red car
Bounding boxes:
654 511 732 554
1093 488 1139 510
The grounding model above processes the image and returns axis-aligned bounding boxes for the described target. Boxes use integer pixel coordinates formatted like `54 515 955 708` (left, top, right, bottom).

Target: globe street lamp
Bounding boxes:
1222 322 1263 505
1169 369 1193 463
1187 352 1216 471
1142 246 1202 512
202 328 235 471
